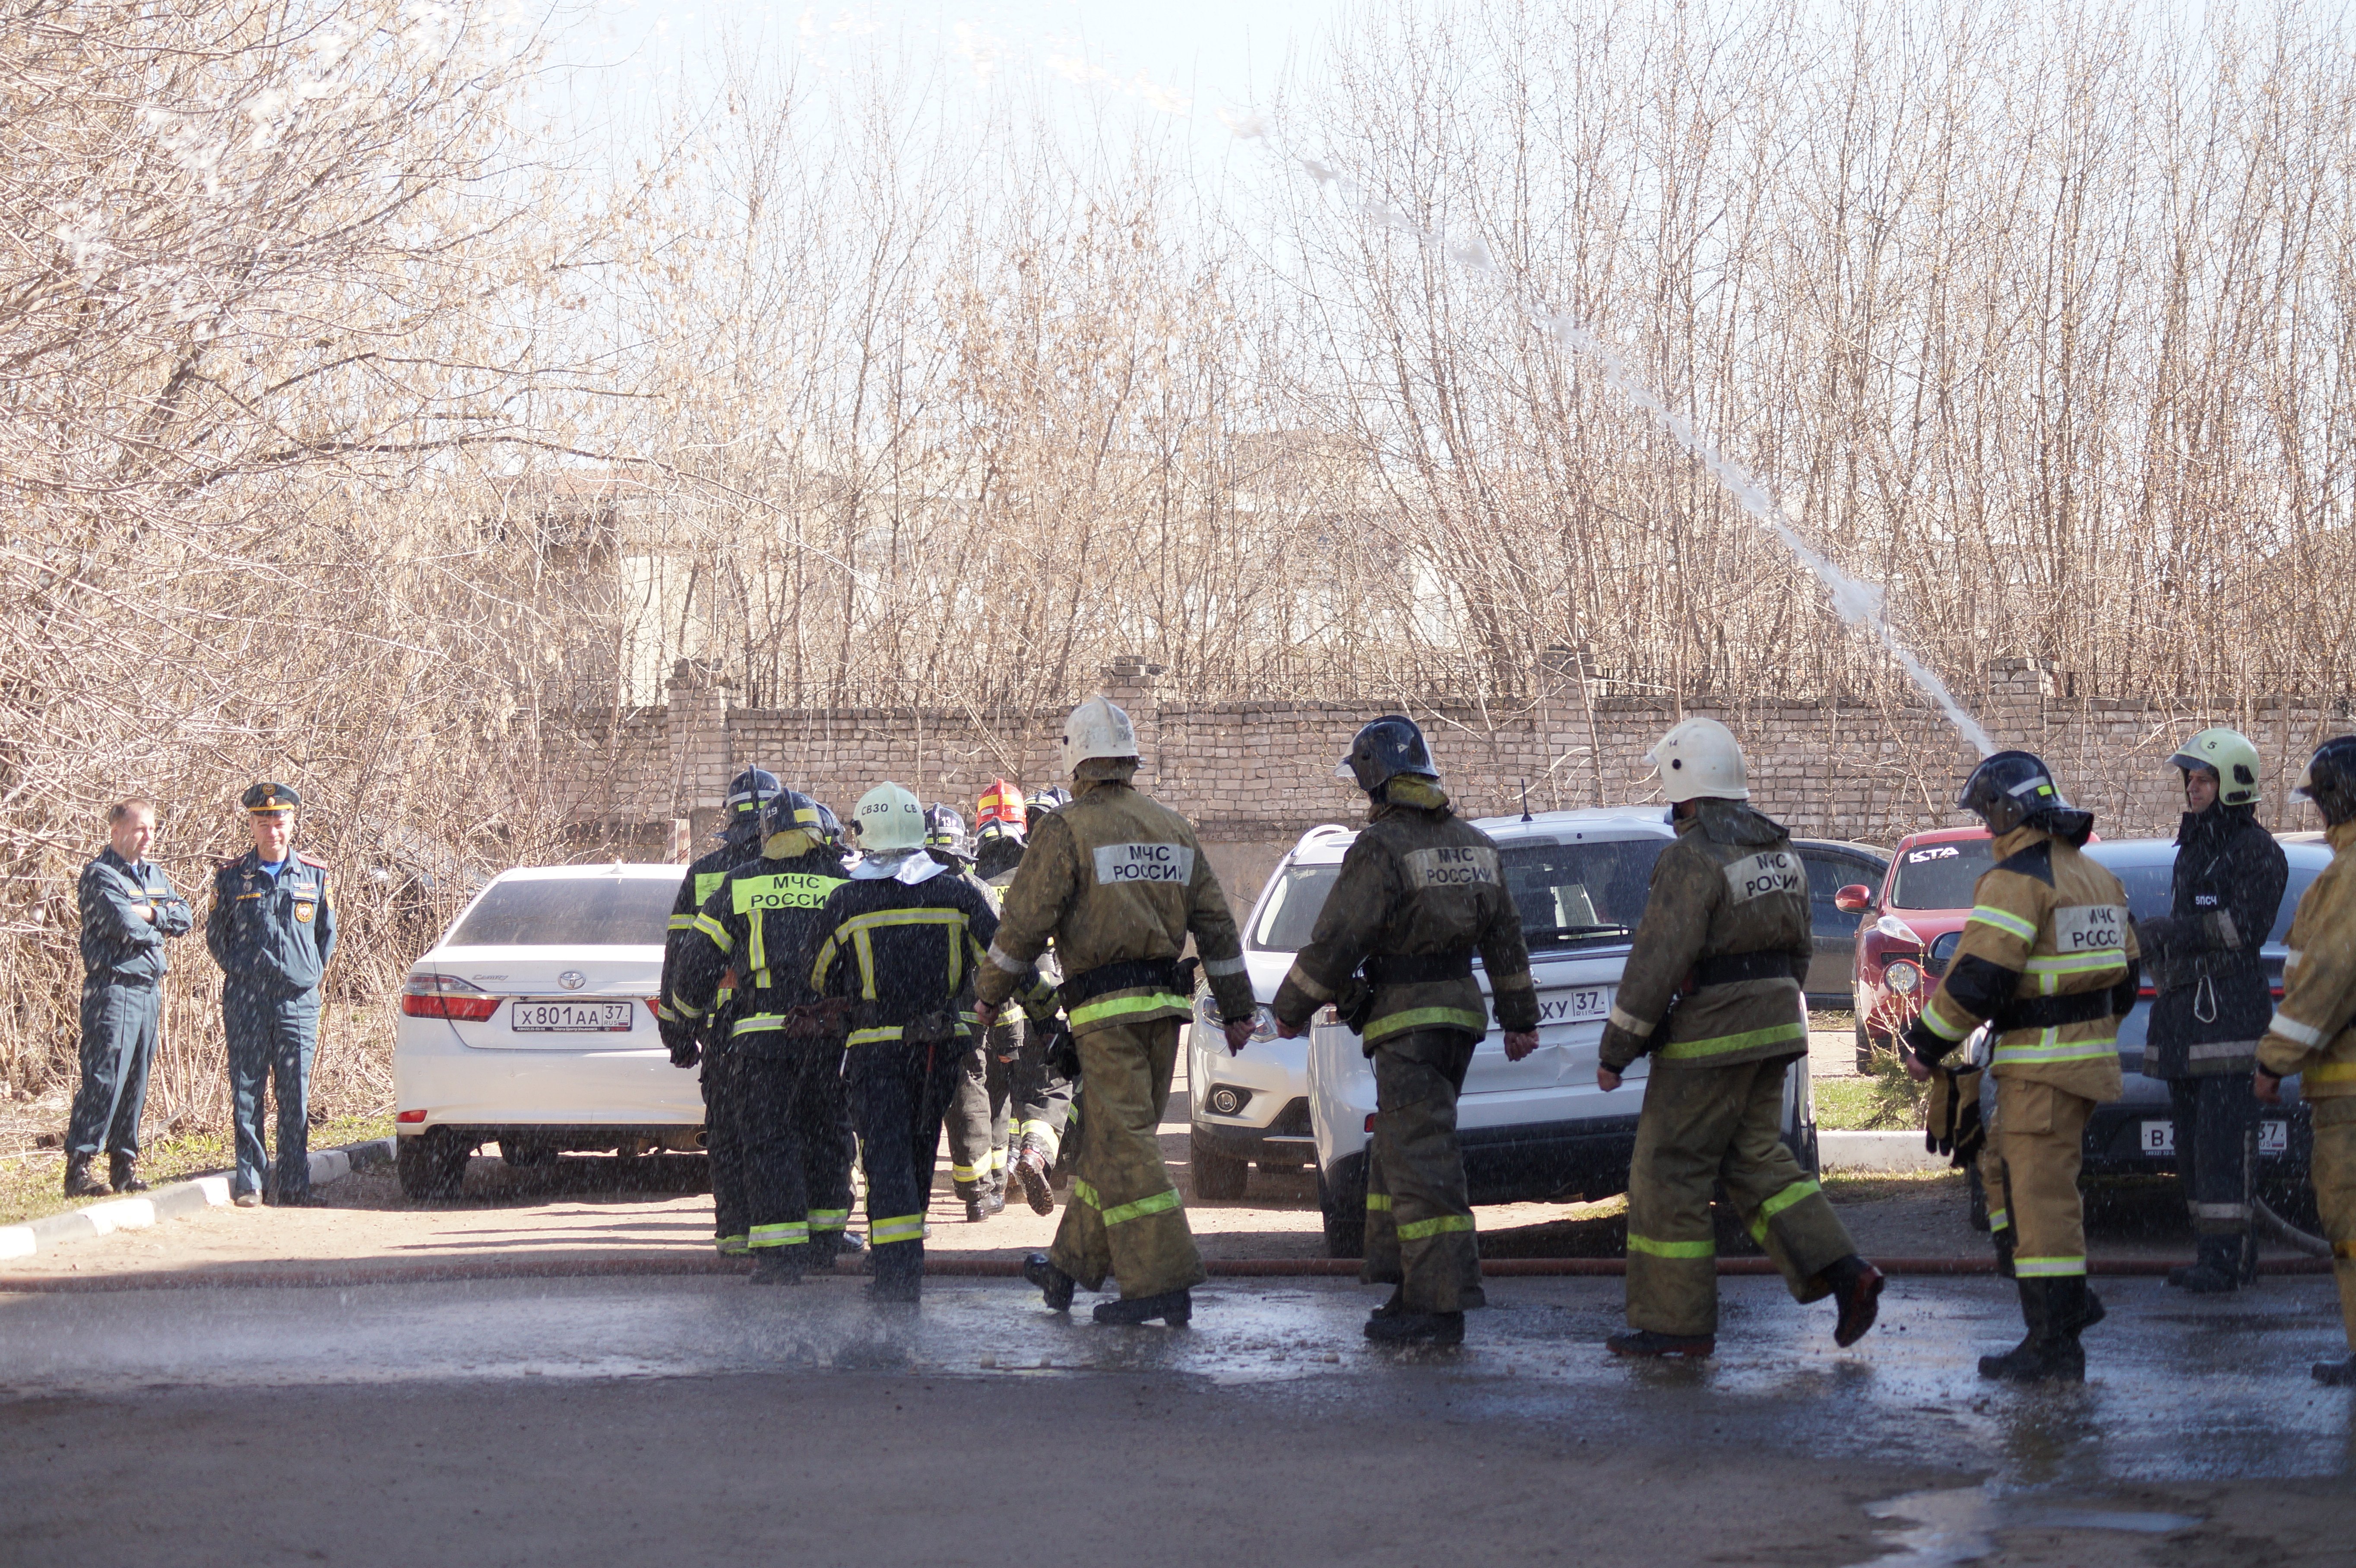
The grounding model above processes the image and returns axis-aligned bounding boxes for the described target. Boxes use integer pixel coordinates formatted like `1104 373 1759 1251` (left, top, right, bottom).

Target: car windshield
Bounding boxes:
447 877 678 946
1249 864 1342 952
2093 852 2322 946
1244 836 1670 955
1888 839 1995 910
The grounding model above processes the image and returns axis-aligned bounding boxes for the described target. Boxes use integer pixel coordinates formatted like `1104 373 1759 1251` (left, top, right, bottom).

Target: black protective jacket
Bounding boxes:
670 833 851 1053
806 862 1039 1049
657 831 761 1048
2142 803 2287 1078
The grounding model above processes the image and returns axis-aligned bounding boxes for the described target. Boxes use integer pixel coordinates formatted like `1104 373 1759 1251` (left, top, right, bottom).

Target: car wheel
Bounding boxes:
397 1128 469 1201
1966 1165 1990 1233
1317 1157 1367 1259
1191 1136 1249 1201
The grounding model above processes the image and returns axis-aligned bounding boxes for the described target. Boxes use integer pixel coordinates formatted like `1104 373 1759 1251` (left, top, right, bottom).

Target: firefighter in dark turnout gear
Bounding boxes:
659 767 778 1256
2139 728 2287 1293
1597 720 1883 1358
206 783 338 1207
804 784 1054 1302
1271 716 1540 1346
66 798 194 1198
2255 735 2356 1386
973 698 1257 1328
670 790 853 1283
932 804 1012 1219
1903 749 2141 1383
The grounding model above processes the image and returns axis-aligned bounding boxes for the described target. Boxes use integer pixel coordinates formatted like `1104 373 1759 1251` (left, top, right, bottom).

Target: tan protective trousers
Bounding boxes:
1048 1018 1206 1300
2311 1096 2356 1351
1625 1056 1856 1337
1363 1029 1481 1312
1977 1078 2094 1280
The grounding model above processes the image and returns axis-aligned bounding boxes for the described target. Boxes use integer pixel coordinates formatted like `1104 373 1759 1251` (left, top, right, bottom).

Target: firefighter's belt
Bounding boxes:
1361 952 1475 986
1990 991 2118 1031
1063 958 1184 1005
1687 950 1801 989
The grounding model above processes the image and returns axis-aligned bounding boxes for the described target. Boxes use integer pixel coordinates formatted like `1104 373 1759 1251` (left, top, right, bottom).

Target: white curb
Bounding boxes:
1818 1129 1952 1173
0 1137 394 1263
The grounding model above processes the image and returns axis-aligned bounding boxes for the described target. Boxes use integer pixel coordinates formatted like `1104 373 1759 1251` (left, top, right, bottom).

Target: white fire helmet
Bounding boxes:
853 783 928 853
1061 695 1140 775
1646 717 1751 804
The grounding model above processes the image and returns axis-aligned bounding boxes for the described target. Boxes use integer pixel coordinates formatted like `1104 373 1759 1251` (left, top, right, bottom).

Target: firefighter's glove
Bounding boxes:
1924 1067 1985 1167
660 1017 700 1069
1897 1013 1954 1073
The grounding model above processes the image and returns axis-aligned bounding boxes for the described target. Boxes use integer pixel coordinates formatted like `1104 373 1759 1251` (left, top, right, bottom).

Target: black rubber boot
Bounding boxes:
1023 1251 1075 1312
1013 1143 1056 1215
1824 1255 1885 1347
965 1189 1005 1222
1370 1287 1406 1319
1991 1227 2016 1280
1093 1288 1191 1326
748 1250 807 1286
1606 1329 1715 1358
63 1155 109 1199
1978 1278 2085 1383
109 1155 149 1194
2312 1356 2356 1386
2166 1236 2244 1294
1365 1309 1463 1345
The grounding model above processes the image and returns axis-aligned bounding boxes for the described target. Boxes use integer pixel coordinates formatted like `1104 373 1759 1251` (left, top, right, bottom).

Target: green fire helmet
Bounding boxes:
2166 727 2261 808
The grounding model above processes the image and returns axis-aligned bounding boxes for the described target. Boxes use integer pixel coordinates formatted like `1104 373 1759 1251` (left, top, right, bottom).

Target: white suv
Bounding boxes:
1185 825 1358 1198
1299 806 1820 1257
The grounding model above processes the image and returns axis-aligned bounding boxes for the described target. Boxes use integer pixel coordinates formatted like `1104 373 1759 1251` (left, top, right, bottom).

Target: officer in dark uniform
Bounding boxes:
658 767 778 1257
65 797 193 1198
2140 727 2288 1293
1273 716 1541 1346
670 790 854 1283
205 782 337 1207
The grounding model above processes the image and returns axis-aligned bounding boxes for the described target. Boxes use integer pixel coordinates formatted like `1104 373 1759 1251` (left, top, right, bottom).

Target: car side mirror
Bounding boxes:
1834 885 1875 914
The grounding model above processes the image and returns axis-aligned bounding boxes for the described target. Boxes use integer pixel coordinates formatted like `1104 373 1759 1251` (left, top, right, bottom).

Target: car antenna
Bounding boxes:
1521 780 1533 822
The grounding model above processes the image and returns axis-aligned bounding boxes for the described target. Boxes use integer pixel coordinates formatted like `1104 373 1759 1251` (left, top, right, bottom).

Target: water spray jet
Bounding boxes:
1236 116 1998 759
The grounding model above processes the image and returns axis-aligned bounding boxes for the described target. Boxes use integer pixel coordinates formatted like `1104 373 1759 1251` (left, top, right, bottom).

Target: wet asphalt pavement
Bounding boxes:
3 1271 2350 1566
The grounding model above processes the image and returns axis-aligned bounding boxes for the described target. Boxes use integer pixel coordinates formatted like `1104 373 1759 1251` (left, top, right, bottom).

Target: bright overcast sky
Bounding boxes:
551 0 1355 164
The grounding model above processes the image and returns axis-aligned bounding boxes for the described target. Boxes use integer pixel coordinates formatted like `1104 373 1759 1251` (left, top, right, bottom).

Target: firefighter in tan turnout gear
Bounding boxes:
972 695 1258 1327
1901 749 2141 1384
1270 715 1540 1346
2253 735 2356 1386
1596 719 1884 1358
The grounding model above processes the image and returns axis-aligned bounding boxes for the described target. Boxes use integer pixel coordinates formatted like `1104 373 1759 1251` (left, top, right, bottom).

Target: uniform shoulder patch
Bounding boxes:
297 852 330 869
1994 840 2055 886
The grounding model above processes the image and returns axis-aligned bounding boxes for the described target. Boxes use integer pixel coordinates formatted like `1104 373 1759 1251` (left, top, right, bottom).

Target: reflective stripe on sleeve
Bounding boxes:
690 913 733 952
1626 1232 1716 1259
2268 1010 2326 1048
1970 904 2039 942
1654 1018 1808 1062
1281 962 1335 1004
666 914 696 932
1201 955 1249 978
1987 1208 2010 1232
1607 1004 1655 1038
1920 994 1974 1041
986 940 1032 976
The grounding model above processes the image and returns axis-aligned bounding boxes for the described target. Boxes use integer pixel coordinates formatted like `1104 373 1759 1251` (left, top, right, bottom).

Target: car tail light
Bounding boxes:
401 973 500 1021
1365 1113 1377 1133
396 1109 427 1124
645 998 662 1016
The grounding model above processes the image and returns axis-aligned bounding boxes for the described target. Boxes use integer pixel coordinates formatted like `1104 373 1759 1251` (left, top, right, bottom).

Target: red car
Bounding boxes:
1835 826 1996 1067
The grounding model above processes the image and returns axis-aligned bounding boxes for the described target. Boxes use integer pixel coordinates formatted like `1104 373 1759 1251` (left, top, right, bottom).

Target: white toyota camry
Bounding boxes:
393 862 700 1198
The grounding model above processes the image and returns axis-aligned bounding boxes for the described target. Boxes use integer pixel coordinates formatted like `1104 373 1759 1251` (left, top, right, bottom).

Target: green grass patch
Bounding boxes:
0 1112 392 1229
1813 1049 1932 1131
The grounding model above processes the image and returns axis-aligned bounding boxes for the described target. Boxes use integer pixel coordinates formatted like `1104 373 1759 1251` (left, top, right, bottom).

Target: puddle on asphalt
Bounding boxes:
1861 1483 2200 1565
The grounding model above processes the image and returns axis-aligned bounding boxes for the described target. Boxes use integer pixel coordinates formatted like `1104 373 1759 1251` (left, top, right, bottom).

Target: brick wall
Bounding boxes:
576 657 2354 901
